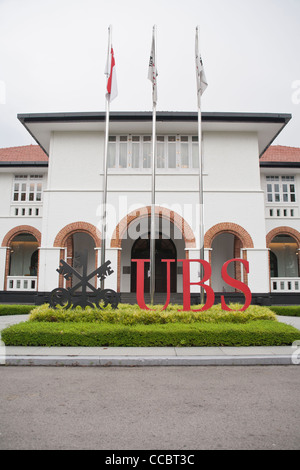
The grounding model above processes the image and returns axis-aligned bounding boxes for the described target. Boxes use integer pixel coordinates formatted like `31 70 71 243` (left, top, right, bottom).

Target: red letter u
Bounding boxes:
131 259 174 310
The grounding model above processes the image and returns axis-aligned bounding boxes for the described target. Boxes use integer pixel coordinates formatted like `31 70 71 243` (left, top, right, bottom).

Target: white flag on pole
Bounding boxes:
195 26 208 106
105 42 118 102
148 27 158 105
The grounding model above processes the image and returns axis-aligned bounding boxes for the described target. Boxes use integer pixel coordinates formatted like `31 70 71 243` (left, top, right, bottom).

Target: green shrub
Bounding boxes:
0 305 34 316
29 303 277 325
269 306 300 317
2 320 299 347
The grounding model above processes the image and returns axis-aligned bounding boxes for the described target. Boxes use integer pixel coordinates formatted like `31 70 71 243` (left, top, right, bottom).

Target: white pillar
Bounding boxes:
38 247 62 291
184 248 201 293
0 247 8 290
244 248 270 294
95 247 119 291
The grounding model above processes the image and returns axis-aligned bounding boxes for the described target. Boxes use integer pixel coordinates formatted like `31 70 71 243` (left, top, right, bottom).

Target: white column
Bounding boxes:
38 247 62 291
244 248 270 294
0 247 8 290
184 248 201 293
95 247 119 291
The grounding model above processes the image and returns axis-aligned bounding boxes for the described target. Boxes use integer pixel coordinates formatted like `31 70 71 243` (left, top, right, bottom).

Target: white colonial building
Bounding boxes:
0 111 299 305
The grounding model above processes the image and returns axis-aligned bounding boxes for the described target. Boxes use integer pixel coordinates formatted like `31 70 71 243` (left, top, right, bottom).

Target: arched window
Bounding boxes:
269 235 299 277
9 234 39 277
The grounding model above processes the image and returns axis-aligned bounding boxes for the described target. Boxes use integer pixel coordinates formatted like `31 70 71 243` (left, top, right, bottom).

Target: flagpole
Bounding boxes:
196 26 205 305
197 94 205 305
150 25 157 305
150 99 156 305
101 25 112 290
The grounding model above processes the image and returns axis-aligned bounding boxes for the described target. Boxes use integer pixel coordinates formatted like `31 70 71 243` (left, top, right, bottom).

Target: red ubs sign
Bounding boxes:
131 258 252 312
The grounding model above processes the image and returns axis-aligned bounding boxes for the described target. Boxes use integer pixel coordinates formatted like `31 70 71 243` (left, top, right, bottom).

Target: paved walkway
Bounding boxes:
1 314 300 366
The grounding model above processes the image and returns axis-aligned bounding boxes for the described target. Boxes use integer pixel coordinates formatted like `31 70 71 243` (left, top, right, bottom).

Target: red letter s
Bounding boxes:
221 258 252 311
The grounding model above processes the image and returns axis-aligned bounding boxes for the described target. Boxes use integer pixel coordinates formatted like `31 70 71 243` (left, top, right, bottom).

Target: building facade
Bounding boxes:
0 111 299 305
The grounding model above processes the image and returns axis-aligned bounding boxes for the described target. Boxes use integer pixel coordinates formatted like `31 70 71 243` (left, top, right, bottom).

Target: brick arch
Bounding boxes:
53 222 101 289
110 206 196 249
204 222 253 289
204 222 254 249
266 226 300 247
2 225 42 291
53 222 101 248
2 225 42 247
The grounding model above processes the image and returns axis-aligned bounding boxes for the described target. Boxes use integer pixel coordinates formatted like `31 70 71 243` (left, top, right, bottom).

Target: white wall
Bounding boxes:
48 131 104 190
0 127 279 296
204 132 261 191
0 173 13 216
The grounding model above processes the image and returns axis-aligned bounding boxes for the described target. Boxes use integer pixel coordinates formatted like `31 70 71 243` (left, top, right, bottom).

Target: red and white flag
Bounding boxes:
105 46 118 102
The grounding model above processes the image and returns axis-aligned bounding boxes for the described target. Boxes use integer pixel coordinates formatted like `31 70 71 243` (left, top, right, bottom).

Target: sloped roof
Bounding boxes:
260 145 300 163
0 145 48 162
17 111 291 156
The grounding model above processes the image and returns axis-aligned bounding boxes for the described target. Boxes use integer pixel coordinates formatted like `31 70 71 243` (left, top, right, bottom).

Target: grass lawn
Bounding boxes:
1 303 300 347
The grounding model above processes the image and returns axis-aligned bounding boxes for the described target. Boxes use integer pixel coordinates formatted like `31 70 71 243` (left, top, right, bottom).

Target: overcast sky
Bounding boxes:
0 0 300 149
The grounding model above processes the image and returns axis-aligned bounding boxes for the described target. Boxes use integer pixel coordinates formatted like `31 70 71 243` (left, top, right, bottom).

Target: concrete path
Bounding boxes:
1 314 300 366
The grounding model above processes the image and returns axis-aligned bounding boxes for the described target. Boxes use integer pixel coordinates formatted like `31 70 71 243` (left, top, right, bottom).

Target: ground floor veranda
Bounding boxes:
0 206 299 305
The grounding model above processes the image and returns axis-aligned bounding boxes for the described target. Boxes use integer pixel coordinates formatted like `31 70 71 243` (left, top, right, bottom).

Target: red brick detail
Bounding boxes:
266 226 300 284
2 225 41 247
204 223 254 249
1 225 41 291
53 222 101 248
54 222 101 289
266 226 300 247
110 206 196 249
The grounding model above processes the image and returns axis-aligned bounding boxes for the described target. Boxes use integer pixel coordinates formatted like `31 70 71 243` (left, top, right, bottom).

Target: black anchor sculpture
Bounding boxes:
49 249 120 309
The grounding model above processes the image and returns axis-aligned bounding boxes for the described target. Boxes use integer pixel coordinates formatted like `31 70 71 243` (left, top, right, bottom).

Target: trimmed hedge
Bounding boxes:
269 306 300 317
29 303 277 325
2 320 300 347
0 305 34 316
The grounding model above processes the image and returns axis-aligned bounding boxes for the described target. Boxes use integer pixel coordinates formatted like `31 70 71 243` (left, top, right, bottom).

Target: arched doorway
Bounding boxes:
7 233 39 291
113 206 194 293
269 235 299 278
63 232 96 291
2 225 42 291
130 235 177 293
205 223 253 292
267 228 300 292
211 233 243 292
54 222 101 290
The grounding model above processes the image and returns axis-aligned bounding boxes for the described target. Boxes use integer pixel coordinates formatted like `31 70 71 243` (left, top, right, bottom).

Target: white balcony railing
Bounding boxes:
271 278 300 293
7 276 37 291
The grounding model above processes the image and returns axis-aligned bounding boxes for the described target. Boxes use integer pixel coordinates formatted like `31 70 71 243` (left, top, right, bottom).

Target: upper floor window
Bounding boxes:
266 176 296 203
108 135 200 171
13 175 44 203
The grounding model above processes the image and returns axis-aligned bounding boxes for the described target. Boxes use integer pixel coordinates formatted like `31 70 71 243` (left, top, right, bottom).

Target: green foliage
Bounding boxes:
0 305 34 316
2 320 299 347
29 303 277 325
269 306 300 317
